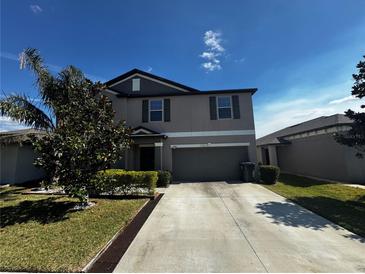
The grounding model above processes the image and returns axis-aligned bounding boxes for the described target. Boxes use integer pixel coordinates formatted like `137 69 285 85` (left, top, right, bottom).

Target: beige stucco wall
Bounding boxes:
276 134 365 184
108 92 255 133
0 143 45 185
106 91 257 173
256 147 262 163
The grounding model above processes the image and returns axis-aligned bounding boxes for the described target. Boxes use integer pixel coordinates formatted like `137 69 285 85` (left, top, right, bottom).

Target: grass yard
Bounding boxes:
264 174 365 238
0 186 147 272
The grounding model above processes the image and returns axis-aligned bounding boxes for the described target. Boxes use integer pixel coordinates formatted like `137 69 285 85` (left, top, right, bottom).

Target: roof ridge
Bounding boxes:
257 113 351 146
105 68 199 93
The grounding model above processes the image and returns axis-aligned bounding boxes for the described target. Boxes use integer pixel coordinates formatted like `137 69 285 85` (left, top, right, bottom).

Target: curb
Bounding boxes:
83 193 163 273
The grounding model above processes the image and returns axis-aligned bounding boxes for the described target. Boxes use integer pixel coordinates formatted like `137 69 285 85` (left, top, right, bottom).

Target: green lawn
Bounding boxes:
264 174 365 237
0 186 147 272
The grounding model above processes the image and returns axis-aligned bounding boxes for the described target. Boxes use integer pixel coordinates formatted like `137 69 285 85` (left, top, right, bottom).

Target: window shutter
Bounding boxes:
142 100 149 123
209 96 217 120
232 95 240 119
164 99 171 122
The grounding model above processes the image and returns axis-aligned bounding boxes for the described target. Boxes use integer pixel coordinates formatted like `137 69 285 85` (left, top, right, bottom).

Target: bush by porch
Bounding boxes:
91 169 158 195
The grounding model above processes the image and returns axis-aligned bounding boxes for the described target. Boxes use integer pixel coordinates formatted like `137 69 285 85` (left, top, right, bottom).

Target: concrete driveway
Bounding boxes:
113 182 365 272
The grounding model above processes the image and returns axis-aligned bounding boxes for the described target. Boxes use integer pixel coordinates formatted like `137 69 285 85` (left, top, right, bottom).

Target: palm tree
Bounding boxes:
0 48 102 131
1 49 55 131
1 49 129 204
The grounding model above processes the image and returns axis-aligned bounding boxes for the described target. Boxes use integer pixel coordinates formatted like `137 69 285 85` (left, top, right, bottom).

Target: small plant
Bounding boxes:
157 170 172 187
259 165 280 184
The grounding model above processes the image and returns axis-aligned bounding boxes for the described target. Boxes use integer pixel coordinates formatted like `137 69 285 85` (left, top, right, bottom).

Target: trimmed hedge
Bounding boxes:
157 170 172 187
91 169 157 195
259 165 280 184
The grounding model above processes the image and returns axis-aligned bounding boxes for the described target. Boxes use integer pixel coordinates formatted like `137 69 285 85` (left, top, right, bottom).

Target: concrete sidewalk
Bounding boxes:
113 182 365 272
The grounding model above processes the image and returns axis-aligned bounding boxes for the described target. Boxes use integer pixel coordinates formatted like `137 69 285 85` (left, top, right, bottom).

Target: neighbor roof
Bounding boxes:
256 114 352 146
105 69 257 97
0 128 47 144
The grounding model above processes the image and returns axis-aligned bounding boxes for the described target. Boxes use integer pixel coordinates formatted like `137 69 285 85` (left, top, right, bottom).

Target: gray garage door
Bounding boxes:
172 146 249 181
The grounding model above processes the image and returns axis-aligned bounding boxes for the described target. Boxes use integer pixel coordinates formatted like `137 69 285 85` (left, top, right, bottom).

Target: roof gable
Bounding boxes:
132 126 160 135
105 69 257 98
105 69 199 96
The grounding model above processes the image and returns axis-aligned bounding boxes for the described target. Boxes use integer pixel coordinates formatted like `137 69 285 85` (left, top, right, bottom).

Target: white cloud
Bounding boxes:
203 31 225 52
200 30 225 72
234 57 246 63
254 80 364 138
0 117 30 132
1 51 106 82
252 32 365 139
255 100 362 138
329 95 357 105
202 62 221 72
200 51 217 60
0 52 18 62
30 4 43 14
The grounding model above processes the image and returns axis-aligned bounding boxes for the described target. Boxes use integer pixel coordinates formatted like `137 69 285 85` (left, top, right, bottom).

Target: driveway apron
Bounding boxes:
113 182 365 273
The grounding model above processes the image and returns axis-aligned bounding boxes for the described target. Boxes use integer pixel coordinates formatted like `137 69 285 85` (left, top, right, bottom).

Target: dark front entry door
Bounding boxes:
140 147 155 171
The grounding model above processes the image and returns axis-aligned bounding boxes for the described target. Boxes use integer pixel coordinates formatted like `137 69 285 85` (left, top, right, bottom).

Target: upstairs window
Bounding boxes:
217 96 232 119
132 78 140 91
149 99 163 121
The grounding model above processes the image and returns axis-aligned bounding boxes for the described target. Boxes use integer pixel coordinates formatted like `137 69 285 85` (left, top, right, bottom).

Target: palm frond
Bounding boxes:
59 65 86 85
20 48 45 73
0 94 55 130
19 48 56 105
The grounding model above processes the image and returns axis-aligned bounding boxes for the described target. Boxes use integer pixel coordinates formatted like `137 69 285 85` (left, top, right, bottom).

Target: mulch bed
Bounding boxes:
23 190 156 200
85 193 163 273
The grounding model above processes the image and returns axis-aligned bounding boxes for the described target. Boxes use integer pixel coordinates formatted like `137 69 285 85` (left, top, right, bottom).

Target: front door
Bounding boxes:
140 147 155 171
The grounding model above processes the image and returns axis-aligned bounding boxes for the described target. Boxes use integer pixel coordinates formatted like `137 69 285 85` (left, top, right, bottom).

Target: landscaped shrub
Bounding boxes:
157 170 172 187
91 169 157 196
259 165 280 184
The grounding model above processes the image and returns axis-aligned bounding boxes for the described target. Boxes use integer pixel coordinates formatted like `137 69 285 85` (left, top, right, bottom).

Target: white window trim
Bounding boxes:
132 78 140 91
216 96 233 120
149 99 164 122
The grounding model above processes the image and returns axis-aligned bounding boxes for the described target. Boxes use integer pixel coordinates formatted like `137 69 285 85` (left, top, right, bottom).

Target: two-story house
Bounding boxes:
105 69 257 181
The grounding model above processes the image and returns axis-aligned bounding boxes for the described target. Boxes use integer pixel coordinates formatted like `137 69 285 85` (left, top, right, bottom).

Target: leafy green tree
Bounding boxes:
335 55 365 158
0 48 130 203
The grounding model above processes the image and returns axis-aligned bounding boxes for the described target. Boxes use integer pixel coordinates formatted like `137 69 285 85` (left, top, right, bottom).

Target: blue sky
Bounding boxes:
1 0 365 137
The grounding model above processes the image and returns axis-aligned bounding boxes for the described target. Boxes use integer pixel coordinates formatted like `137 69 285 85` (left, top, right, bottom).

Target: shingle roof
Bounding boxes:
114 88 257 98
256 114 352 146
0 128 47 144
105 68 199 93
106 69 257 97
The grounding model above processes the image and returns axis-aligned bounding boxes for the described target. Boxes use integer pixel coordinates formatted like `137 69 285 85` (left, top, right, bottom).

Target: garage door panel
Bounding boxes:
172 147 248 181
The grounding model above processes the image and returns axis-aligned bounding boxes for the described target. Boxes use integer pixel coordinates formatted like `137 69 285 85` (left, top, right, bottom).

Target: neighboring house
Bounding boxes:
256 114 365 184
0 129 46 185
105 69 257 181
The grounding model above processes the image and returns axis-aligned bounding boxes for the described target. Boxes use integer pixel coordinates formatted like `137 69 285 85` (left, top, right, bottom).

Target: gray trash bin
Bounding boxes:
240 162 255 182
